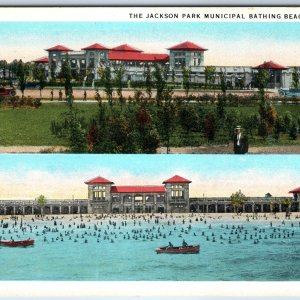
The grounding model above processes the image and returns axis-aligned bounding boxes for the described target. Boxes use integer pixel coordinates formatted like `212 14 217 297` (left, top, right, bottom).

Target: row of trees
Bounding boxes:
230 190 294 216
49 65 299 153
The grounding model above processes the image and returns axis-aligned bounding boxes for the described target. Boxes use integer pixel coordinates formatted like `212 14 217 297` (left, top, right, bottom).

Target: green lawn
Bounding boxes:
0 103 98 146
0 102 300 146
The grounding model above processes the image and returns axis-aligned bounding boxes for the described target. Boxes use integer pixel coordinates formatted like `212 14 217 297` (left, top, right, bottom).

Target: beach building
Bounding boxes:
85 175 191 214
0 177 299 215
32 41 296 89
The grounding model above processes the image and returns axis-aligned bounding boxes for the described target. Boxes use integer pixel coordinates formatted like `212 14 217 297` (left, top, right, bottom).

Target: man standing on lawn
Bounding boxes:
233 126 248 154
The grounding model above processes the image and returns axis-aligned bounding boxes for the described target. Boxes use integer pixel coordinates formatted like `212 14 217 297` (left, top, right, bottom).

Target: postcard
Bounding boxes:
0 6 300 298
1 7 300 154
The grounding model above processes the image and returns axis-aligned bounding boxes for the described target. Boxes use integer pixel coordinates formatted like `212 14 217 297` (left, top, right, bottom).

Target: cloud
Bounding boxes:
0 167 297 200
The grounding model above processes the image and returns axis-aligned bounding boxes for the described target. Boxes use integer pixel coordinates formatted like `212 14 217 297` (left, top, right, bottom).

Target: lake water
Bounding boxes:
0 214 299 281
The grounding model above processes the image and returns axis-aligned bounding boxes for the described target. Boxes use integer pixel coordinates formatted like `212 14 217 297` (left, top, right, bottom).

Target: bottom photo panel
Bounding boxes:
0 154 299 295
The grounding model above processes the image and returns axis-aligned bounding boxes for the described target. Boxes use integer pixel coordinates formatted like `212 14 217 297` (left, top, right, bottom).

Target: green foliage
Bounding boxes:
230 190 246 214
181 66 191 97
204 66 216 88
204 111 216 141
179 104 200 133
32 64 47 97
51 106 87 153
144 64 152 99
114 64 126 107
37 195 47 207
256 69 269 100
59 54 73 101
289 122 298 140
284 111 293 133
292 67 299 89
98 65 113 106
16 60 31 96
153 63 166 106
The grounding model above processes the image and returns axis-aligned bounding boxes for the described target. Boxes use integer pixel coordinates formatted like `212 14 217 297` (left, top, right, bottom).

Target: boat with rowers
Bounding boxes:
0 239 34 247
156 240 200 254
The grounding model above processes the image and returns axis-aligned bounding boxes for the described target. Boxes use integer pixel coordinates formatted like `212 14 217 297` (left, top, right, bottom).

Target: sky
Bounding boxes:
1 21 300 66
0 154 299 199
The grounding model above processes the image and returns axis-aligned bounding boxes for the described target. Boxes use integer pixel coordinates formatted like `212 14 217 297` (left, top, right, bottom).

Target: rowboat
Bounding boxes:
156 244 200 254
0 239 34 247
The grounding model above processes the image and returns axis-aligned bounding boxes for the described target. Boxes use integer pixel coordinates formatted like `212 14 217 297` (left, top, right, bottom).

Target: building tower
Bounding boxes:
81 43 110 80
45 45 73 79
85 176 114 213
168 41 207 71
163 175 192 213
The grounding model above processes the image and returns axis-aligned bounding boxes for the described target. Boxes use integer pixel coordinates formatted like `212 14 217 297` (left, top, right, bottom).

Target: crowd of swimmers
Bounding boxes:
0 213 299 247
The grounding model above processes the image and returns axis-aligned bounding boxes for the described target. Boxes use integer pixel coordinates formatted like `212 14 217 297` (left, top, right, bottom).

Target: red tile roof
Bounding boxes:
81 43 110 51
46 45 73 52
163 175 192 184
109 51 169 62
85 176 114 185
168 41 207 51
289 187 300 193
253 61 287 70
111 44 143 52
33 57 49 63
111 186 166 193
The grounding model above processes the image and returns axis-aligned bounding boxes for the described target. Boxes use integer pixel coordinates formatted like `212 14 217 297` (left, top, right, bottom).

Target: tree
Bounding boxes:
182 66 191 98
32 64 47 98
289 122 298 140
256 69 276 138
157 88 176 153
51 106 87 153
144 63 152 99
136 106 160 153
60 54 73 102
0 60 8 84
16 60 30 97
230 190 246 214
291 67 299 89
179 105 200 134
37 194 47 215
204 111 217 141
114 64 126 107
153 63 166 106
256 69 269 100
204 66 216 88
98 65 113 106
216 72 227 121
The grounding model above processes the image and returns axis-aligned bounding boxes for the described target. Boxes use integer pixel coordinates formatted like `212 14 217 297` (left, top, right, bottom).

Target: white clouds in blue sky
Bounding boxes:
0 155 299 199
1 22 300 65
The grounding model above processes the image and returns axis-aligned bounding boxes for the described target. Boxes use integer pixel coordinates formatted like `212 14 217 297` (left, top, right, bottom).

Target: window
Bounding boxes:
171 185 184 200
93 191 106 201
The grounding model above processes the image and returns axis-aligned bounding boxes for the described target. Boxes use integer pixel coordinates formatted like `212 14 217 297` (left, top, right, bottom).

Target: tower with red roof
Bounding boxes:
81 43 110 80
163 175 192 213
85 176 114 213
168 41 207 70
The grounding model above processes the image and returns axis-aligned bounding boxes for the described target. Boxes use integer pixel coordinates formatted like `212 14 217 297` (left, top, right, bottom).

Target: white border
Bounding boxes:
0 281 300 297
1 7 300 22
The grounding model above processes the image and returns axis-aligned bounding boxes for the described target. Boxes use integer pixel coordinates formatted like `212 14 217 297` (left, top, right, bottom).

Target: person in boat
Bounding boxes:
182 239 188 247
168 242 173 247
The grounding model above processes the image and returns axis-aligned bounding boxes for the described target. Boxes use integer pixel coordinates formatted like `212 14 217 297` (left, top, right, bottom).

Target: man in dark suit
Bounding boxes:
233 126 248 154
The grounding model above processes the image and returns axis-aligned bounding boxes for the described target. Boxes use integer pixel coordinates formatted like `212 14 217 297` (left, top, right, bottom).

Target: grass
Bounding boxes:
0 103 98 146
0 102 300 147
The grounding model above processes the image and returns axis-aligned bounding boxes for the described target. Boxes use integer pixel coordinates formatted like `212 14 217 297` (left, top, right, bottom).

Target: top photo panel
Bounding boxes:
1 7 300 154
